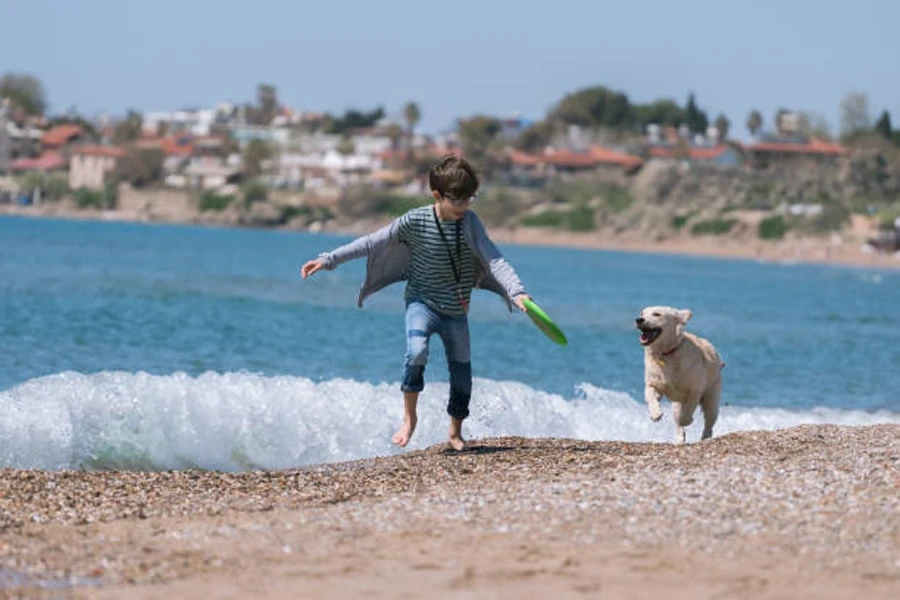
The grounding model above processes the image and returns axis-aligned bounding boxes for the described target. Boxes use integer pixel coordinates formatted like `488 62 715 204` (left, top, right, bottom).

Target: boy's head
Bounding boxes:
429 155 479 204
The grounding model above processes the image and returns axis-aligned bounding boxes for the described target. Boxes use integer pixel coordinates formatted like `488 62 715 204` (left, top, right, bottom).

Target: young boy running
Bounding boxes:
300 155 530 450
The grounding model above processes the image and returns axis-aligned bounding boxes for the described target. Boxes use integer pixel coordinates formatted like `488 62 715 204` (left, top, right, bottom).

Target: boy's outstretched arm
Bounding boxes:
468 212 530 311
300 259 325 278
299 216 406 280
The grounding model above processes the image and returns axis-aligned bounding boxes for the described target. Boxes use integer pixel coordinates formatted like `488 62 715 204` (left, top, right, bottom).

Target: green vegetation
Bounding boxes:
373 194 430 217
875 203 900 228
521 205 595 231
690 218 737 235
198 193 234 212
604 187 634 213
74 183 117 210
567 205 596 231
521 211 565 228
20 172 69 202
242 181 268 206
758 215 789 240
672 210 698 230
278 205 335 223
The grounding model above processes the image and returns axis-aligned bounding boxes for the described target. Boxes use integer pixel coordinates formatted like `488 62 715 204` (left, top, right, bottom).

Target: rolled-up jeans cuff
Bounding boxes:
401 364 425 392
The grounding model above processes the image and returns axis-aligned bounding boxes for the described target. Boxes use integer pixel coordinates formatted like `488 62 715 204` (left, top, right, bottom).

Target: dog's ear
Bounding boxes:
677 309 692 324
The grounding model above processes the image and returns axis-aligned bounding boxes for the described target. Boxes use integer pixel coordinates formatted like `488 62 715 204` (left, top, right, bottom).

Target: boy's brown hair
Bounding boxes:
428 155 479 201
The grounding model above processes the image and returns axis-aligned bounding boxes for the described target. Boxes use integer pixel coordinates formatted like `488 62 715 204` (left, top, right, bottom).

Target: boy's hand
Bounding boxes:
514 294 531 312
300 259 325 279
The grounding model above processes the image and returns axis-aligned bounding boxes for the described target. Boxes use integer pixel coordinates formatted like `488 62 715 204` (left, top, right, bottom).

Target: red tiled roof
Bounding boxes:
70 144 127 158
589 145 643 168
10 152 65 171
510 146 642 169
542 148 597 167
134 135 194 156
744 137 847 155
508 149 543 166
648 144 732 160
41 124 83 147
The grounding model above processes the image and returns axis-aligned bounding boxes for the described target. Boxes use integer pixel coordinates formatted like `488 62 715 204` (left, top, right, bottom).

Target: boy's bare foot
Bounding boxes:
448 434 467 451
391 416 417 447
448 417 466 451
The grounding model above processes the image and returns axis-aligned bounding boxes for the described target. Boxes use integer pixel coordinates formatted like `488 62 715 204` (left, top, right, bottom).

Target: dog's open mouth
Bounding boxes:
638 326 661 346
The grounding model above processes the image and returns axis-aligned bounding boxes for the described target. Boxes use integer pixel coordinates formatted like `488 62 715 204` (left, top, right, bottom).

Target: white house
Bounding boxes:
69 145 127 190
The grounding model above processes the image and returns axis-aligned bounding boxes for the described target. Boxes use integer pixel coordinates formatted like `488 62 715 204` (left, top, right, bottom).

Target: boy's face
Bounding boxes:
432 190 473 221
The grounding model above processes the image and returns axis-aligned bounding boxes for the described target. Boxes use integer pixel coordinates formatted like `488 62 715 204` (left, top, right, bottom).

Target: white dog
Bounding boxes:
635 306 725 444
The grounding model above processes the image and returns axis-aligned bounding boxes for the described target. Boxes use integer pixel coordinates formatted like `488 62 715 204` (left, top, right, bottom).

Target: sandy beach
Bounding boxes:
2 204 900 271
490 227 900 270
1 424 897 598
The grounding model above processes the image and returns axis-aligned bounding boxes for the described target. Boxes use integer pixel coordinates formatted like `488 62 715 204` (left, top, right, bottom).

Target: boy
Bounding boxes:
300 155 530 451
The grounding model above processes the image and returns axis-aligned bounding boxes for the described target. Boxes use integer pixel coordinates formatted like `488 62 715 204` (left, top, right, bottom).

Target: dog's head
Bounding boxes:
635 306 692 349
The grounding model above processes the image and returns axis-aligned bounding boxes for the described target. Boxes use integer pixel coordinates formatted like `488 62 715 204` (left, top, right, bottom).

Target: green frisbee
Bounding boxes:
521 298 568 345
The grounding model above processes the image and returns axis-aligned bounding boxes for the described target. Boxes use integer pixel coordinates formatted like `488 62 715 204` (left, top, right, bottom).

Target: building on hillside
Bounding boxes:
742 134 847 170
41 124 84 152
2 104 45 171
506 145 643 186
143 108 220 137
646 143 743 167
69 145 127 190
182 159 242 190
9 152 65 174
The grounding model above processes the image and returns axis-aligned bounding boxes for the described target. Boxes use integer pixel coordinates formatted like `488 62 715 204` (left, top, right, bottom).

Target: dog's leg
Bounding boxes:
700 378 722 440
671 401 694 445
644 385 663 421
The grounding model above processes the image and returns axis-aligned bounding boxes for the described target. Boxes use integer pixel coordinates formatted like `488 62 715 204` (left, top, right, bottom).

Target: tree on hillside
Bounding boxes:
0 72 47 116
336 133 355 156
321 107 385 134
713 114 730 141
514 120 554 153
552 86 635 129
746 110 763 137
684 92 708 135
257 83 280 125
243 139 273 178
839 92 871 138
116 148 164 188
403 101 421 162
774 108 791 134
456 115 502 175
385 122 404 152
874 110 893 140
634 99 685 128
113 109 143 143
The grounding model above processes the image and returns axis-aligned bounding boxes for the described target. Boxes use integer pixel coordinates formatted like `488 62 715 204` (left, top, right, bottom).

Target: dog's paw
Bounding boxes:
649 408 663 422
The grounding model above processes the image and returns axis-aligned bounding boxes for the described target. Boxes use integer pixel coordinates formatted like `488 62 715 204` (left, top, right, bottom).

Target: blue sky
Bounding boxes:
2 0 898 140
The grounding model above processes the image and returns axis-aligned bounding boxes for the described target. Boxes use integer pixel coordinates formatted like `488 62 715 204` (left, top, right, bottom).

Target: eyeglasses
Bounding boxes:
442 194 477 206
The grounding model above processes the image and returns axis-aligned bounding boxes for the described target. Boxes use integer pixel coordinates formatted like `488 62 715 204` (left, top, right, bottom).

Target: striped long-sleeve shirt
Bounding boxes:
398 206 475 316
316 205 527 312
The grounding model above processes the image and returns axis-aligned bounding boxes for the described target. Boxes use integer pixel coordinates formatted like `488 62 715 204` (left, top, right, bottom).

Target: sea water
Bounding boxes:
1 215 897 471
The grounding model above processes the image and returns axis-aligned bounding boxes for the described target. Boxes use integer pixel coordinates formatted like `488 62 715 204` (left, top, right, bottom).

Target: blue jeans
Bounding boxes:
400 300 472 420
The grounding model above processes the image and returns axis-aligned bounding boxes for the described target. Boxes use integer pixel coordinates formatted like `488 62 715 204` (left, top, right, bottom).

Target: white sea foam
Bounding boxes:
2 371 896 471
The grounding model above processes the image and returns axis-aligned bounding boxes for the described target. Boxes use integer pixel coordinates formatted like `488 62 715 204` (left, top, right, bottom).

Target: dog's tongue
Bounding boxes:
640 331 649 343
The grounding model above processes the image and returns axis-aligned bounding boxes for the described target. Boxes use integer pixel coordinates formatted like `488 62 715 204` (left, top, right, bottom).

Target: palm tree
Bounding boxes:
746 110 763 138
403 101 421 163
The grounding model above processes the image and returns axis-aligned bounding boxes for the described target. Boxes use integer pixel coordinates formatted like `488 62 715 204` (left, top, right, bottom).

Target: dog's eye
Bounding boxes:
652 312 661 317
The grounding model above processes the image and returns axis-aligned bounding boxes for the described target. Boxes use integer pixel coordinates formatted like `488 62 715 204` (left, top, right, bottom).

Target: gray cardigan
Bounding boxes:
317 209 527 310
